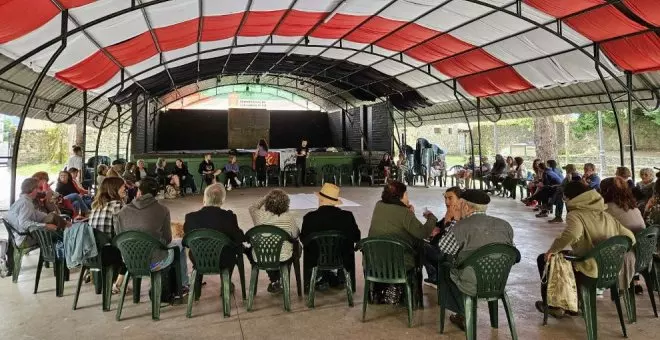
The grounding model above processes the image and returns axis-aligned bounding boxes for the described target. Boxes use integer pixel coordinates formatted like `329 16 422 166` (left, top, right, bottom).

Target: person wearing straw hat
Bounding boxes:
301 183 360 291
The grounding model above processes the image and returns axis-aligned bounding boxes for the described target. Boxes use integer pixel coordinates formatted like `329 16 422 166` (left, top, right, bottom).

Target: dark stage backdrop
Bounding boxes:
269 110 332 148
156 109 229 150
156 109 333 150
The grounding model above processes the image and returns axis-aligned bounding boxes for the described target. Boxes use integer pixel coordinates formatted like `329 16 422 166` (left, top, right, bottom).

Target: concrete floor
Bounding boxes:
2 186 659 340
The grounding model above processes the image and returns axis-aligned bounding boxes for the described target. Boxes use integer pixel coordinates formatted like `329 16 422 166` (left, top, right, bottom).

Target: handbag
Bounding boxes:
542 254 578 312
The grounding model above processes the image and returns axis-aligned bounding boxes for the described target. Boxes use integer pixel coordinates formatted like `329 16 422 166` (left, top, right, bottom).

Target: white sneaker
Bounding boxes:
235 179 242 186
227 184 232 191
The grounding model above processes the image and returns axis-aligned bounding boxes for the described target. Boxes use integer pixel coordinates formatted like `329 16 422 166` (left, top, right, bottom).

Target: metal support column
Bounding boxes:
594 44 624 167
125 131 132 161
10 11 68 204
116 116 121 159
403 110 407 150
93 105 111 178
476 97 483 190
453 83 476 185
143 99 148 152
82 91 87 173
626 72 635 182
598 111 606 179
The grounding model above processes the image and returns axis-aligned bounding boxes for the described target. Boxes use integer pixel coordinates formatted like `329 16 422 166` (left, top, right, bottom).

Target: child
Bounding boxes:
223 155 241 191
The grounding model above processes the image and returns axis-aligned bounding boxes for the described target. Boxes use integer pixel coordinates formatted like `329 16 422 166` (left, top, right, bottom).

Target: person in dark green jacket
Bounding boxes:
368 181 438 269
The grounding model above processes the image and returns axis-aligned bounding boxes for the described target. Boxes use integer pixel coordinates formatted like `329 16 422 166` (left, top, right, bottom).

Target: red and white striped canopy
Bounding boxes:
1 0 658 107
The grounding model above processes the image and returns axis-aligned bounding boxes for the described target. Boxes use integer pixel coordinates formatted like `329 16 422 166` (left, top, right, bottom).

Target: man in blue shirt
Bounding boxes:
535 163 563 218
547 164 582 223
582 163 601 190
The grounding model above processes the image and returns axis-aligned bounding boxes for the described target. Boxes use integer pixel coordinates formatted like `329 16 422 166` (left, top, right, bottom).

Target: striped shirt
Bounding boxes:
248 198 300 261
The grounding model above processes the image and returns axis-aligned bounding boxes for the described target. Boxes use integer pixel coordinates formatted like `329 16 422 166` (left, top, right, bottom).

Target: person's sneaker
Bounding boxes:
596 288 605 297
235 179 242 186
536 211 549 218
635 284 644 295
227 184 232 191
548 217 563 223
449 314 466 331
423 278 437 289
267 281 282 294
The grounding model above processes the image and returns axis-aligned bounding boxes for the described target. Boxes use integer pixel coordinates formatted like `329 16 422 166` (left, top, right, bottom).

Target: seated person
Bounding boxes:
248 189 300 293
534 163 564 218
502 157 525 199
6 178 64 248
31 171 59 214
535 182 635 318
155 158 179 190
582 163 601 190
111 159 126 177
427 157 446 187
89 177 128 292
547 160 563 178
645 175 660 226
135 159 149 183
223 155 241 191
115 177 190 291
300 184 360 290
437 189 514 331
377 153 394 180
525 159 543 203
616 167 635 189
199 153 222 186
634 168 655 213
546 164 581 223
483 154 506 192
368 181 437 303
122 162 137 183
184 184 246 270
56 170 91 216
96 164 108 186
423 186 462 287
172 159 196 195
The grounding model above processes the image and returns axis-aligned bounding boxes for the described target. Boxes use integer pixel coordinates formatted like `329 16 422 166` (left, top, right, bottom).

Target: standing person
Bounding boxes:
223 155 241 191
296 138 309 187
66 146 84 182
300 183 360 290
198 153 221 187
255 139 269 187
378 153 394 181
582 163 601 190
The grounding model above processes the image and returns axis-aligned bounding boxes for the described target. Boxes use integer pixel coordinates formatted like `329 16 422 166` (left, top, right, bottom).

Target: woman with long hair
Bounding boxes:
89 177 128 292
525 158 542 204
172 158 196 195
503 157 525 199
483 154 506 193
155 157 180 190
56 170 91 215
255 139 269 186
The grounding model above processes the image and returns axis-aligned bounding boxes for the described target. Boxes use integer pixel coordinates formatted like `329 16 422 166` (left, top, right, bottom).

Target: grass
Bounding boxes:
445 155 467 167
16 163 64 177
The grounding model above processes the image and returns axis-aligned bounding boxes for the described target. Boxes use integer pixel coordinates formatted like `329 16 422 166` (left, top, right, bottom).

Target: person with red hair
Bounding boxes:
600 176 646 233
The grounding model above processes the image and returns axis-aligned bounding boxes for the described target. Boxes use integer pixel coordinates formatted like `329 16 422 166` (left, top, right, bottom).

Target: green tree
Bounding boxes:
45 125 68 164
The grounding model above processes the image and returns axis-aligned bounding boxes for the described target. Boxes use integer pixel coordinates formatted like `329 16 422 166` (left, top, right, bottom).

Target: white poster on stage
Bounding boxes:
288 194 361 210
279 149 297 168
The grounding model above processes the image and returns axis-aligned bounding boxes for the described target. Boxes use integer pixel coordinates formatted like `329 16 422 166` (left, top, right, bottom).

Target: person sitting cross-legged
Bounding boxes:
423 186 462 288
438 189 514 331
114 177 190 292
184 183 246 282
534 181 636 318
300 183 360 291
248 189 300 293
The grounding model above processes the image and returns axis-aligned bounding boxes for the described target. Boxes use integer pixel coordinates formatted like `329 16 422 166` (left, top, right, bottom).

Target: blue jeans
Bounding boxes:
150 239 189 287
64 193 90 214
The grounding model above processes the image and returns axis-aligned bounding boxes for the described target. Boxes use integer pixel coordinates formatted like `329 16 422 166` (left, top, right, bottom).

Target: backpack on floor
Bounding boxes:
0 239 9 278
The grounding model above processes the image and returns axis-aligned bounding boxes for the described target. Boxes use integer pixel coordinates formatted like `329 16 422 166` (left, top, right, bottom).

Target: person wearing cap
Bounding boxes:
440 189 514 331
546 164 582 223
535 181 635 318
300 183 360 291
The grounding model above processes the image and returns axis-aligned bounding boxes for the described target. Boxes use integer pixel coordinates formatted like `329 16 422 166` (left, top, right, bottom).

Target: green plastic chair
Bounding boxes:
183 229 246 318
113 231 181 321
339 165 354 186
239 165 256 188
29 226 68 297
358 237 418 327
282 164 299 187
320 165 339 185
72 229 114 311
558 235 632 340
357 165 374 186
439 243 520 340
2 219 40 283
623 226 659 323
303 231 354 308
245 225 299 312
